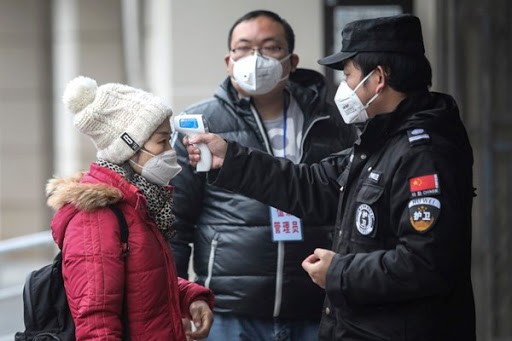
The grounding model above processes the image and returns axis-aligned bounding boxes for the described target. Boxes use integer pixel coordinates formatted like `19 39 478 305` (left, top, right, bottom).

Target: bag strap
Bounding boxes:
108 205 129 257
108 205 130 340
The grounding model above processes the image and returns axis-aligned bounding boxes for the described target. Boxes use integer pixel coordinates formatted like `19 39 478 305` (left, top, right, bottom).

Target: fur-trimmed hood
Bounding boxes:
48 164 144 250
46 171 123 212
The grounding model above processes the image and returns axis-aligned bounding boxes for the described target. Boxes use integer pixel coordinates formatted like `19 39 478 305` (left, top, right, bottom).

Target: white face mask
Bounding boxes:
231 53 291 95
130 149 182 186
334 70 379 124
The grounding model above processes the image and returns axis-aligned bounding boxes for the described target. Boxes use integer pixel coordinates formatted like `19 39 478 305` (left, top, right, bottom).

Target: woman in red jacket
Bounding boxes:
46 75 214 340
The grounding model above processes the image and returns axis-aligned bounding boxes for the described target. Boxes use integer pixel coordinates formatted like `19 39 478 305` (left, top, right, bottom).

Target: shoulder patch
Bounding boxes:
407 128 430 146
408 197 441 232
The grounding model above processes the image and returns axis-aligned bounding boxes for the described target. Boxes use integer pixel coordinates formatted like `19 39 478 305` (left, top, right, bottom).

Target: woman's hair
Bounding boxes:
352 52 432 94
227 10 295 53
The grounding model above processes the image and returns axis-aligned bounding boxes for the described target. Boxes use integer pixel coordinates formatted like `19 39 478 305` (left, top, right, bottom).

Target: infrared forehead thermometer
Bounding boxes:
173 114 212 172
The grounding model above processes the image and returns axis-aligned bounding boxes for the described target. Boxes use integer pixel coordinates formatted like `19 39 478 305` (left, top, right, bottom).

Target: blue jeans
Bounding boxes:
206 313 319 341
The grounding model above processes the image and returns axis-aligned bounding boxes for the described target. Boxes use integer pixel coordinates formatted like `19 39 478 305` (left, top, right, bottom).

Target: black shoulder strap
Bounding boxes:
108 205 129 257
108 205 130 340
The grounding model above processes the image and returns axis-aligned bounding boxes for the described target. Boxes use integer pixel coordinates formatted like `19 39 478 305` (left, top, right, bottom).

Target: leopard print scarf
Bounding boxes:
96 160 176 241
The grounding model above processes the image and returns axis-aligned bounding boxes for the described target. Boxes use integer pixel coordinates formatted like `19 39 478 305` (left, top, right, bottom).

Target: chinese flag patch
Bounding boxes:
409 174 439 193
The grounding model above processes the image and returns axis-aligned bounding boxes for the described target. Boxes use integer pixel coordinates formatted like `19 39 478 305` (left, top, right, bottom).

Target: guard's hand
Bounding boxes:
184 133 227 169
302 248 335 289
186 299 213 340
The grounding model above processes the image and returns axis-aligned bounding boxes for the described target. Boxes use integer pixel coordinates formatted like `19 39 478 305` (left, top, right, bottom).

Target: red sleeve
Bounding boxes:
177 277 214 318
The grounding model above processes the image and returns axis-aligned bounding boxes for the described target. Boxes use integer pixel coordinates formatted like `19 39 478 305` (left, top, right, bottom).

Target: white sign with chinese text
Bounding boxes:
270 207 303 242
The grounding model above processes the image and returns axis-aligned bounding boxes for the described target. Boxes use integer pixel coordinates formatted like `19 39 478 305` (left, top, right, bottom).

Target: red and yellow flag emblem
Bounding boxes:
409 174 438 192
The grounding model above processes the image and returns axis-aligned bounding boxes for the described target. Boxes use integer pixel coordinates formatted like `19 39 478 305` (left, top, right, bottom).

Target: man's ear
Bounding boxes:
290 53 299 72
224 53 231 69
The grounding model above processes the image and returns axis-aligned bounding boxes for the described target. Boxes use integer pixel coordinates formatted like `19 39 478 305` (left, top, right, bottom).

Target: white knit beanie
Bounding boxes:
62 76 172 164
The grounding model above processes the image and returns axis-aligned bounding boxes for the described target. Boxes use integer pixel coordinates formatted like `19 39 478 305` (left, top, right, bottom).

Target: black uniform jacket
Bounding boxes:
170 69 357 320
211 91 476 340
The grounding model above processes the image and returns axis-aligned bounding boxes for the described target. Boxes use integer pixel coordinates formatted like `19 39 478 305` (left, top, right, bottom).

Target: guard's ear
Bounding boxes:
375 65 387 92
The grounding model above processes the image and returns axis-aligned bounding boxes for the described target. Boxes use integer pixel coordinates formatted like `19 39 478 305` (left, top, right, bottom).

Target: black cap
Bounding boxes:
318 14 425 70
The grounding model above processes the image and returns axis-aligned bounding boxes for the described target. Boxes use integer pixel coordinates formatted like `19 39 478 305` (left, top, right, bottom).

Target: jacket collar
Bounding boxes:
215 68 329 122
358 91 460 147
46 163 142 212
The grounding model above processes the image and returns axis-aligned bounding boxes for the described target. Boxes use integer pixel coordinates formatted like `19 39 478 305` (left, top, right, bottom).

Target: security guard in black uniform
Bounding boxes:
181 14 476 341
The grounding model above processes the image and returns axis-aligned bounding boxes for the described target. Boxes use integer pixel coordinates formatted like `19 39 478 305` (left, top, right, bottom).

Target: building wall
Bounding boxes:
0 0 325 239
168 0 324 113
0 0 52 239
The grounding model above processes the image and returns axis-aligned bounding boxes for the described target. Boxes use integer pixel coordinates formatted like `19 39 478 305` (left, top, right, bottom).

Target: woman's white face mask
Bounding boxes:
130 149 182 186
334 70 379 124
231 53 291 95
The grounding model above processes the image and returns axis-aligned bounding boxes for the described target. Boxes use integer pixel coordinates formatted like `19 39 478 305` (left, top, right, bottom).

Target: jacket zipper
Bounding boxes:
204 239 218 289
251 107 329 317
250 105 273 154
250 104 285 316
273 241 285 317
153 222 183 338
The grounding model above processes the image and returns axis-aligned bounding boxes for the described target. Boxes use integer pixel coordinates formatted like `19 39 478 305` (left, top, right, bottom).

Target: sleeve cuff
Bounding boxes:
325 253 347 307
209 141 245 190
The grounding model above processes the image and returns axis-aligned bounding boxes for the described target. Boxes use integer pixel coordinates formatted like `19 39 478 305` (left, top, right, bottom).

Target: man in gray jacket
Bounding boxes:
170 10 356 341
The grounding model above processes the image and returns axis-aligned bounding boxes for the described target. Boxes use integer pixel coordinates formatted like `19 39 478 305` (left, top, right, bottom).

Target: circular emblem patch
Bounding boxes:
356 204 375 235
408 197 441 232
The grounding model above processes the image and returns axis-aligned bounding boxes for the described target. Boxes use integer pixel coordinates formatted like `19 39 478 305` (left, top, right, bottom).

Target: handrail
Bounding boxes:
0 231 56 301
0 230 55 255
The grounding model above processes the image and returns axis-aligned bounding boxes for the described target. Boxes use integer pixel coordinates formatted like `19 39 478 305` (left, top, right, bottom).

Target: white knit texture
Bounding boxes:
62 76 98 113
62 76 173 164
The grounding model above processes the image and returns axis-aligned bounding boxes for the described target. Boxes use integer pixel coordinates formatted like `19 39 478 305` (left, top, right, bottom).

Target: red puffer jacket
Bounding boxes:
47 164 214 340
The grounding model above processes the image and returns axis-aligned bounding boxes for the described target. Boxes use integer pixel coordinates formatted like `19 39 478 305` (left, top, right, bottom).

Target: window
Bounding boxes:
322 0 413 95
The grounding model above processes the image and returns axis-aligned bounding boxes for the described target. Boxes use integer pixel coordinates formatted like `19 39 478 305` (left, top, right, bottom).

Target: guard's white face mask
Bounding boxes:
231 53 291 95
334 70 379 124
130 149 182 186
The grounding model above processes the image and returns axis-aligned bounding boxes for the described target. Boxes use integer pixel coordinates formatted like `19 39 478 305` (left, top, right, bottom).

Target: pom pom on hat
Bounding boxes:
62 76 98 114
62 75 173 164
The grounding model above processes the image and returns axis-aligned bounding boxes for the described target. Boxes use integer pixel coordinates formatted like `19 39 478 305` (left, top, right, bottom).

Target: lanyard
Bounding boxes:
270 94 303 243
282 98 289 158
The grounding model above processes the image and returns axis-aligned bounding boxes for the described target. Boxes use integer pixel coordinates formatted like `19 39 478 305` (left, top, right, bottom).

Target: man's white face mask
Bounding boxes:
231 53 291 96
334 70 379 124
